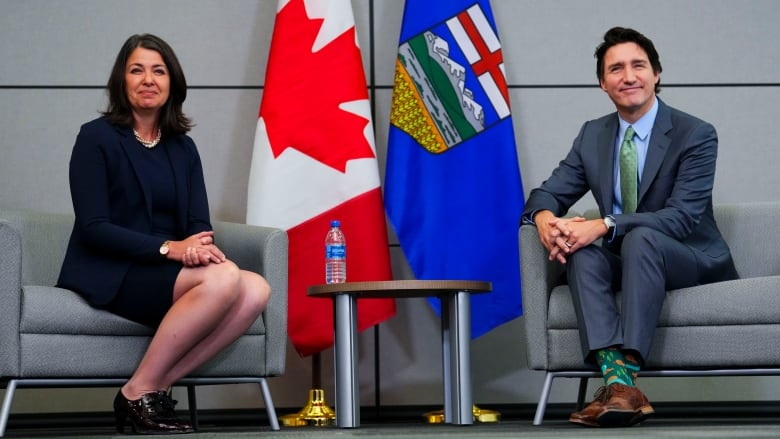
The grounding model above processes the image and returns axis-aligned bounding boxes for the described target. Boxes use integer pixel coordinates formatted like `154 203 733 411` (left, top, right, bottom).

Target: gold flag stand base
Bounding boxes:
423 405 501 424
279 388 336 427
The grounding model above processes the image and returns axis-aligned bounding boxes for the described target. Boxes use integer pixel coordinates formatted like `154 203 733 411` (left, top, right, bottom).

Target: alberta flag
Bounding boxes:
247 0 395 357
385 0 524 338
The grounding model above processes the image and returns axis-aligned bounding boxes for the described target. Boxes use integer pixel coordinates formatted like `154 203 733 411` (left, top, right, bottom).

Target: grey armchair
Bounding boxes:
520 202 780 424
0 209 288 436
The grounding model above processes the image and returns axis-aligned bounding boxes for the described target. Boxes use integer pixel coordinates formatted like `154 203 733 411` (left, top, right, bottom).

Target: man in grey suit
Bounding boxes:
522 27 738 428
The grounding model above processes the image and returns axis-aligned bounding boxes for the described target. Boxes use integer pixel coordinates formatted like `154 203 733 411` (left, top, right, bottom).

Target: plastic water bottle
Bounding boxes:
325 220 346 283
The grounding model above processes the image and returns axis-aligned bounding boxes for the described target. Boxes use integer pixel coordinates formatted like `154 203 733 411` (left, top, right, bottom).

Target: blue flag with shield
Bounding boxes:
385 0 525 338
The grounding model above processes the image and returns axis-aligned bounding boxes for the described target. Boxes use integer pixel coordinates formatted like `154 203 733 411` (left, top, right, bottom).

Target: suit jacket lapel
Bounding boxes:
639 99 672 206
598 116 619 215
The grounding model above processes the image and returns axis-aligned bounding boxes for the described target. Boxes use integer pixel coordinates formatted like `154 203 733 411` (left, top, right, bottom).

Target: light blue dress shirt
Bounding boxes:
612 97 659 215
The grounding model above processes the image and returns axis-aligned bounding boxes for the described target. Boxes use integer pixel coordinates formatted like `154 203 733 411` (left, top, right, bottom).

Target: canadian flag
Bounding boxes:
246 0 396 357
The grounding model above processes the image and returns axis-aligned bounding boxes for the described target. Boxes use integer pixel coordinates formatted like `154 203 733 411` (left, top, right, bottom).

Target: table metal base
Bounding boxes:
332 290 473 428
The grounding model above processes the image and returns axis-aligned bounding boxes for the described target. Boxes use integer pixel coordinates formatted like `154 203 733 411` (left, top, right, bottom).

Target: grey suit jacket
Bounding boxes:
522 98 738 283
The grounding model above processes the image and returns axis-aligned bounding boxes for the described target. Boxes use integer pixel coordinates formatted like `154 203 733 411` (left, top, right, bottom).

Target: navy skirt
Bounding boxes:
106 260 182 327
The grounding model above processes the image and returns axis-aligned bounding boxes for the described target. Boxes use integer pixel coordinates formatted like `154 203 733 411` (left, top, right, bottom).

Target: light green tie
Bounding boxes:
619 126 638 214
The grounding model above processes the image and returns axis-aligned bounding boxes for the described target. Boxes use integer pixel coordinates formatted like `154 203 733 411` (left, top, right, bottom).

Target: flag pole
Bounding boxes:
278 352 336 427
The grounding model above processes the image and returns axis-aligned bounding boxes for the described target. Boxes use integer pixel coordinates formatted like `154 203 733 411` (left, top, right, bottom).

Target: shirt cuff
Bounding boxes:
521 210 539 225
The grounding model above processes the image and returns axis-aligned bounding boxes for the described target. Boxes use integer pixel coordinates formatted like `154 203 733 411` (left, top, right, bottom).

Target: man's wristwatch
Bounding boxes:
603 215 616 234
159 240 171 256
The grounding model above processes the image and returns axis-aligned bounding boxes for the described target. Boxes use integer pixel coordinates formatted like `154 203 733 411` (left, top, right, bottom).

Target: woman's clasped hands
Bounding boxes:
167 231 226 267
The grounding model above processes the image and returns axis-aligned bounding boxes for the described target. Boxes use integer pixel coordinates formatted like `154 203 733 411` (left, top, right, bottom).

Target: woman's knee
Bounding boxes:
199 260 242 302
217 258 241 280
240 271 270 312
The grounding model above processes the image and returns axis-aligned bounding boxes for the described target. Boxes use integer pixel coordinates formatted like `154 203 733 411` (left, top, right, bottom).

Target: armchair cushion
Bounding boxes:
522 202 780 372
0 208 288 433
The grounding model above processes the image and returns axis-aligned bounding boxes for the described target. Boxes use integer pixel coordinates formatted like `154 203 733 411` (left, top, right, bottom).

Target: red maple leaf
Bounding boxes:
260 0 375 173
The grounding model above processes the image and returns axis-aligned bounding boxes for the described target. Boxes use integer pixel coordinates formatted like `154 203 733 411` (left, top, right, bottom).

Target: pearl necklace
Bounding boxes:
133 128 162 149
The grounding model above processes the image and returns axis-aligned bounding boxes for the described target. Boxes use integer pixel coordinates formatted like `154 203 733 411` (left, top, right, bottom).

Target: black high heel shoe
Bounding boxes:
113 389 195 434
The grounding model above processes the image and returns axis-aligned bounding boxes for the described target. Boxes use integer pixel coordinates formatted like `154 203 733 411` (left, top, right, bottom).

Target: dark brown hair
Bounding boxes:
102 33 192 134
595 27 663 94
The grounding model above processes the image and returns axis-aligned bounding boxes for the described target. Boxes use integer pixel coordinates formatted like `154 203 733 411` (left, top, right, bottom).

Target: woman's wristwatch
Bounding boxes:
159 240 171 256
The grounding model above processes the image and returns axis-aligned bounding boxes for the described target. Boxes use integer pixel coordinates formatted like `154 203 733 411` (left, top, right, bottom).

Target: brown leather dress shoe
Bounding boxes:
596 383 654 427
568 386 609 427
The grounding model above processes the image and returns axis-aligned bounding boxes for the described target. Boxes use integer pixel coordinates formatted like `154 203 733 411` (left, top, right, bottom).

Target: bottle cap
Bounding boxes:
330 220 340 227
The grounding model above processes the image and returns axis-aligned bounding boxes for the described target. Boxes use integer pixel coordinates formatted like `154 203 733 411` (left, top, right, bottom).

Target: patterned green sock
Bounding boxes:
623 351 641 386
596 348 634 387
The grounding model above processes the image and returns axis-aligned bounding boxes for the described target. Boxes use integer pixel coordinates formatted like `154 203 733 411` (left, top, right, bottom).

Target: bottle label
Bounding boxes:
326 244 346 259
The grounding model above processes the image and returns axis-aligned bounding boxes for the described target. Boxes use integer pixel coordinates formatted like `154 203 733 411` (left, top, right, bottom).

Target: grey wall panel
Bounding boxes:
2 0 780 415
0 89 103 212
370 0 404 86
186 89 263 223
0 0 276 86
660 86 780 204
373 0 780 87
489 0 780 86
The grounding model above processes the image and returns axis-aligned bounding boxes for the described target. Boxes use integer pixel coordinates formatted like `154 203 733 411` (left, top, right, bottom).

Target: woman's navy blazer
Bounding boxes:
57 117 212 306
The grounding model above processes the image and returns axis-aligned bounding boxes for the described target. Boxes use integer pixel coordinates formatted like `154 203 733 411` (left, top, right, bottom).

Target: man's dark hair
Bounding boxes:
102 33 193 134
595 27 662 94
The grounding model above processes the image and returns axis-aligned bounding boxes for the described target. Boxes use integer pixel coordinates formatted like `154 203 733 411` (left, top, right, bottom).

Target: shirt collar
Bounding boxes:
618 96 659 142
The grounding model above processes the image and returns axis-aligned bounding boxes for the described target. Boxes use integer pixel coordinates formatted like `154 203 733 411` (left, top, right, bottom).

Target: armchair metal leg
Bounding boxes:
259 378 280 431
186 385 198 430
576 377 589 410
0 379 18 437
0 377 282 436
532 372 554 426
